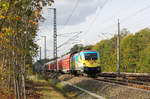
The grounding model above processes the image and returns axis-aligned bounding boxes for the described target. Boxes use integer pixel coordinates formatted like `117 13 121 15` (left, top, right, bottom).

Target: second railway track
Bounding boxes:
95 73 150 91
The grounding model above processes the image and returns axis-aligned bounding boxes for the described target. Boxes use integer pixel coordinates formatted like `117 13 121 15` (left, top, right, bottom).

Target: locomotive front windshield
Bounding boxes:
84 53 98 60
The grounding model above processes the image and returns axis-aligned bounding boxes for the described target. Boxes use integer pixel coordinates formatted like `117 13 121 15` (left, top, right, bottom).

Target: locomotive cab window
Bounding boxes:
84 53 98 60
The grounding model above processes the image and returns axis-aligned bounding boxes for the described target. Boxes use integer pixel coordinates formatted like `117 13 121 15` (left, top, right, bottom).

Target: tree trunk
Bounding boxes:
22 74 26 99
16 77 21 99
14 77 18 99
8 63 11 99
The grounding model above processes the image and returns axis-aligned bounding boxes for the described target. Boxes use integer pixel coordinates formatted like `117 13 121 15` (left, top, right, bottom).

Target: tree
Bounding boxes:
88 28 150 73
120 28 130 37
0 0 54 99
83 45 94 50
92 36 117 72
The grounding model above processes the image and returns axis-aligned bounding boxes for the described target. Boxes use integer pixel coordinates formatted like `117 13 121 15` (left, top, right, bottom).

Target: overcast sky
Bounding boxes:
36 0 150 60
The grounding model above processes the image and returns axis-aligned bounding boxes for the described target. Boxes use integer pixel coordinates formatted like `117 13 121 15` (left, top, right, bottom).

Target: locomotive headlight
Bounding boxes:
84 66 88 71
97 67 100 70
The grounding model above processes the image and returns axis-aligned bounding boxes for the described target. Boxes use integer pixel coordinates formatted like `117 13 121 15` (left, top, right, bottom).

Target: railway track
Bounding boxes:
68 72 150 91
95 73 150 91
100 72 150 83
48 72 150 91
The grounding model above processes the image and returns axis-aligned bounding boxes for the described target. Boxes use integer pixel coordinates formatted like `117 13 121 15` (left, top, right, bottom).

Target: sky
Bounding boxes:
36 0 150 60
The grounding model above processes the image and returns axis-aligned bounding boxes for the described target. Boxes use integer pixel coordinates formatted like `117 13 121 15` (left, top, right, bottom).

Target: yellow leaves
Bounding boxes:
15 16 20 21
0 32 3 38
5 38 9 43
1 27 13 36
1 2 9 11
26 64 30 67
6 28 11 33
34 10 40 18
29 20 38 25
2 27 11 32
6 15 11 20
1 77 4 80
0 66 2 72
0 2 9 19
0 28 11 44
18 29 22 32
0 41 2 45
33 21 38 25
29 19 33 23
0 15 5 19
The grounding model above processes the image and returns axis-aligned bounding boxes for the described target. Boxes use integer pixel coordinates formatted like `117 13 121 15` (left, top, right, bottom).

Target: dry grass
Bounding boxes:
26 75 67 99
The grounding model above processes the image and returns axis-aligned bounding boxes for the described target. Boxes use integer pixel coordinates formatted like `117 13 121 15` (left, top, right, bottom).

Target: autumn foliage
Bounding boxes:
0 0 53 99
91 28 150 73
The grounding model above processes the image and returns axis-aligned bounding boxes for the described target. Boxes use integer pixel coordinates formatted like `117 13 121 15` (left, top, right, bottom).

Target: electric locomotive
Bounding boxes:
71 50 101 75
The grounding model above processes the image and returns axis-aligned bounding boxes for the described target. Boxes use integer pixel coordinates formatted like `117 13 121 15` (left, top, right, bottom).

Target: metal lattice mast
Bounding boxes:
53 8 57 71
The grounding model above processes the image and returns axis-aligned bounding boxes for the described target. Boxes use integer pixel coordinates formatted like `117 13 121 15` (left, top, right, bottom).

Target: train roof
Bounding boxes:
45 60 55 65
60 50 99 59
81 50 98 52
62 54 73 59
82 50 96 52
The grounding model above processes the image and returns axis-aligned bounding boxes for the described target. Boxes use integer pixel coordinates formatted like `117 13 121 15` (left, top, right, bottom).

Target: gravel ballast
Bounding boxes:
58 74 150 99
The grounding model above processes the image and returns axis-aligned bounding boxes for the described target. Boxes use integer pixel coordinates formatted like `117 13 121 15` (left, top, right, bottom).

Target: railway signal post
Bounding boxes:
117 19 121 76
40 47 41 61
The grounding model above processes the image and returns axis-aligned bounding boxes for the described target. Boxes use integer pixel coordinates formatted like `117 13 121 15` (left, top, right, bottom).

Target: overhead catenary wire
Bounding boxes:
122 11 150 28
57 31 82 36
58 0 80 33
58 0 109 46
94 5 150 42
57 0 80 56
78 0 111 43
56 0 109 51
98 32 116 40
57 31 82 49
98 4 150 37
61 0 110 47
85 0 110 34
121 5 150 23
79 0 110 40
98 9 150 39
97 5 150 44
39 1 150 58
63 0 80 26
